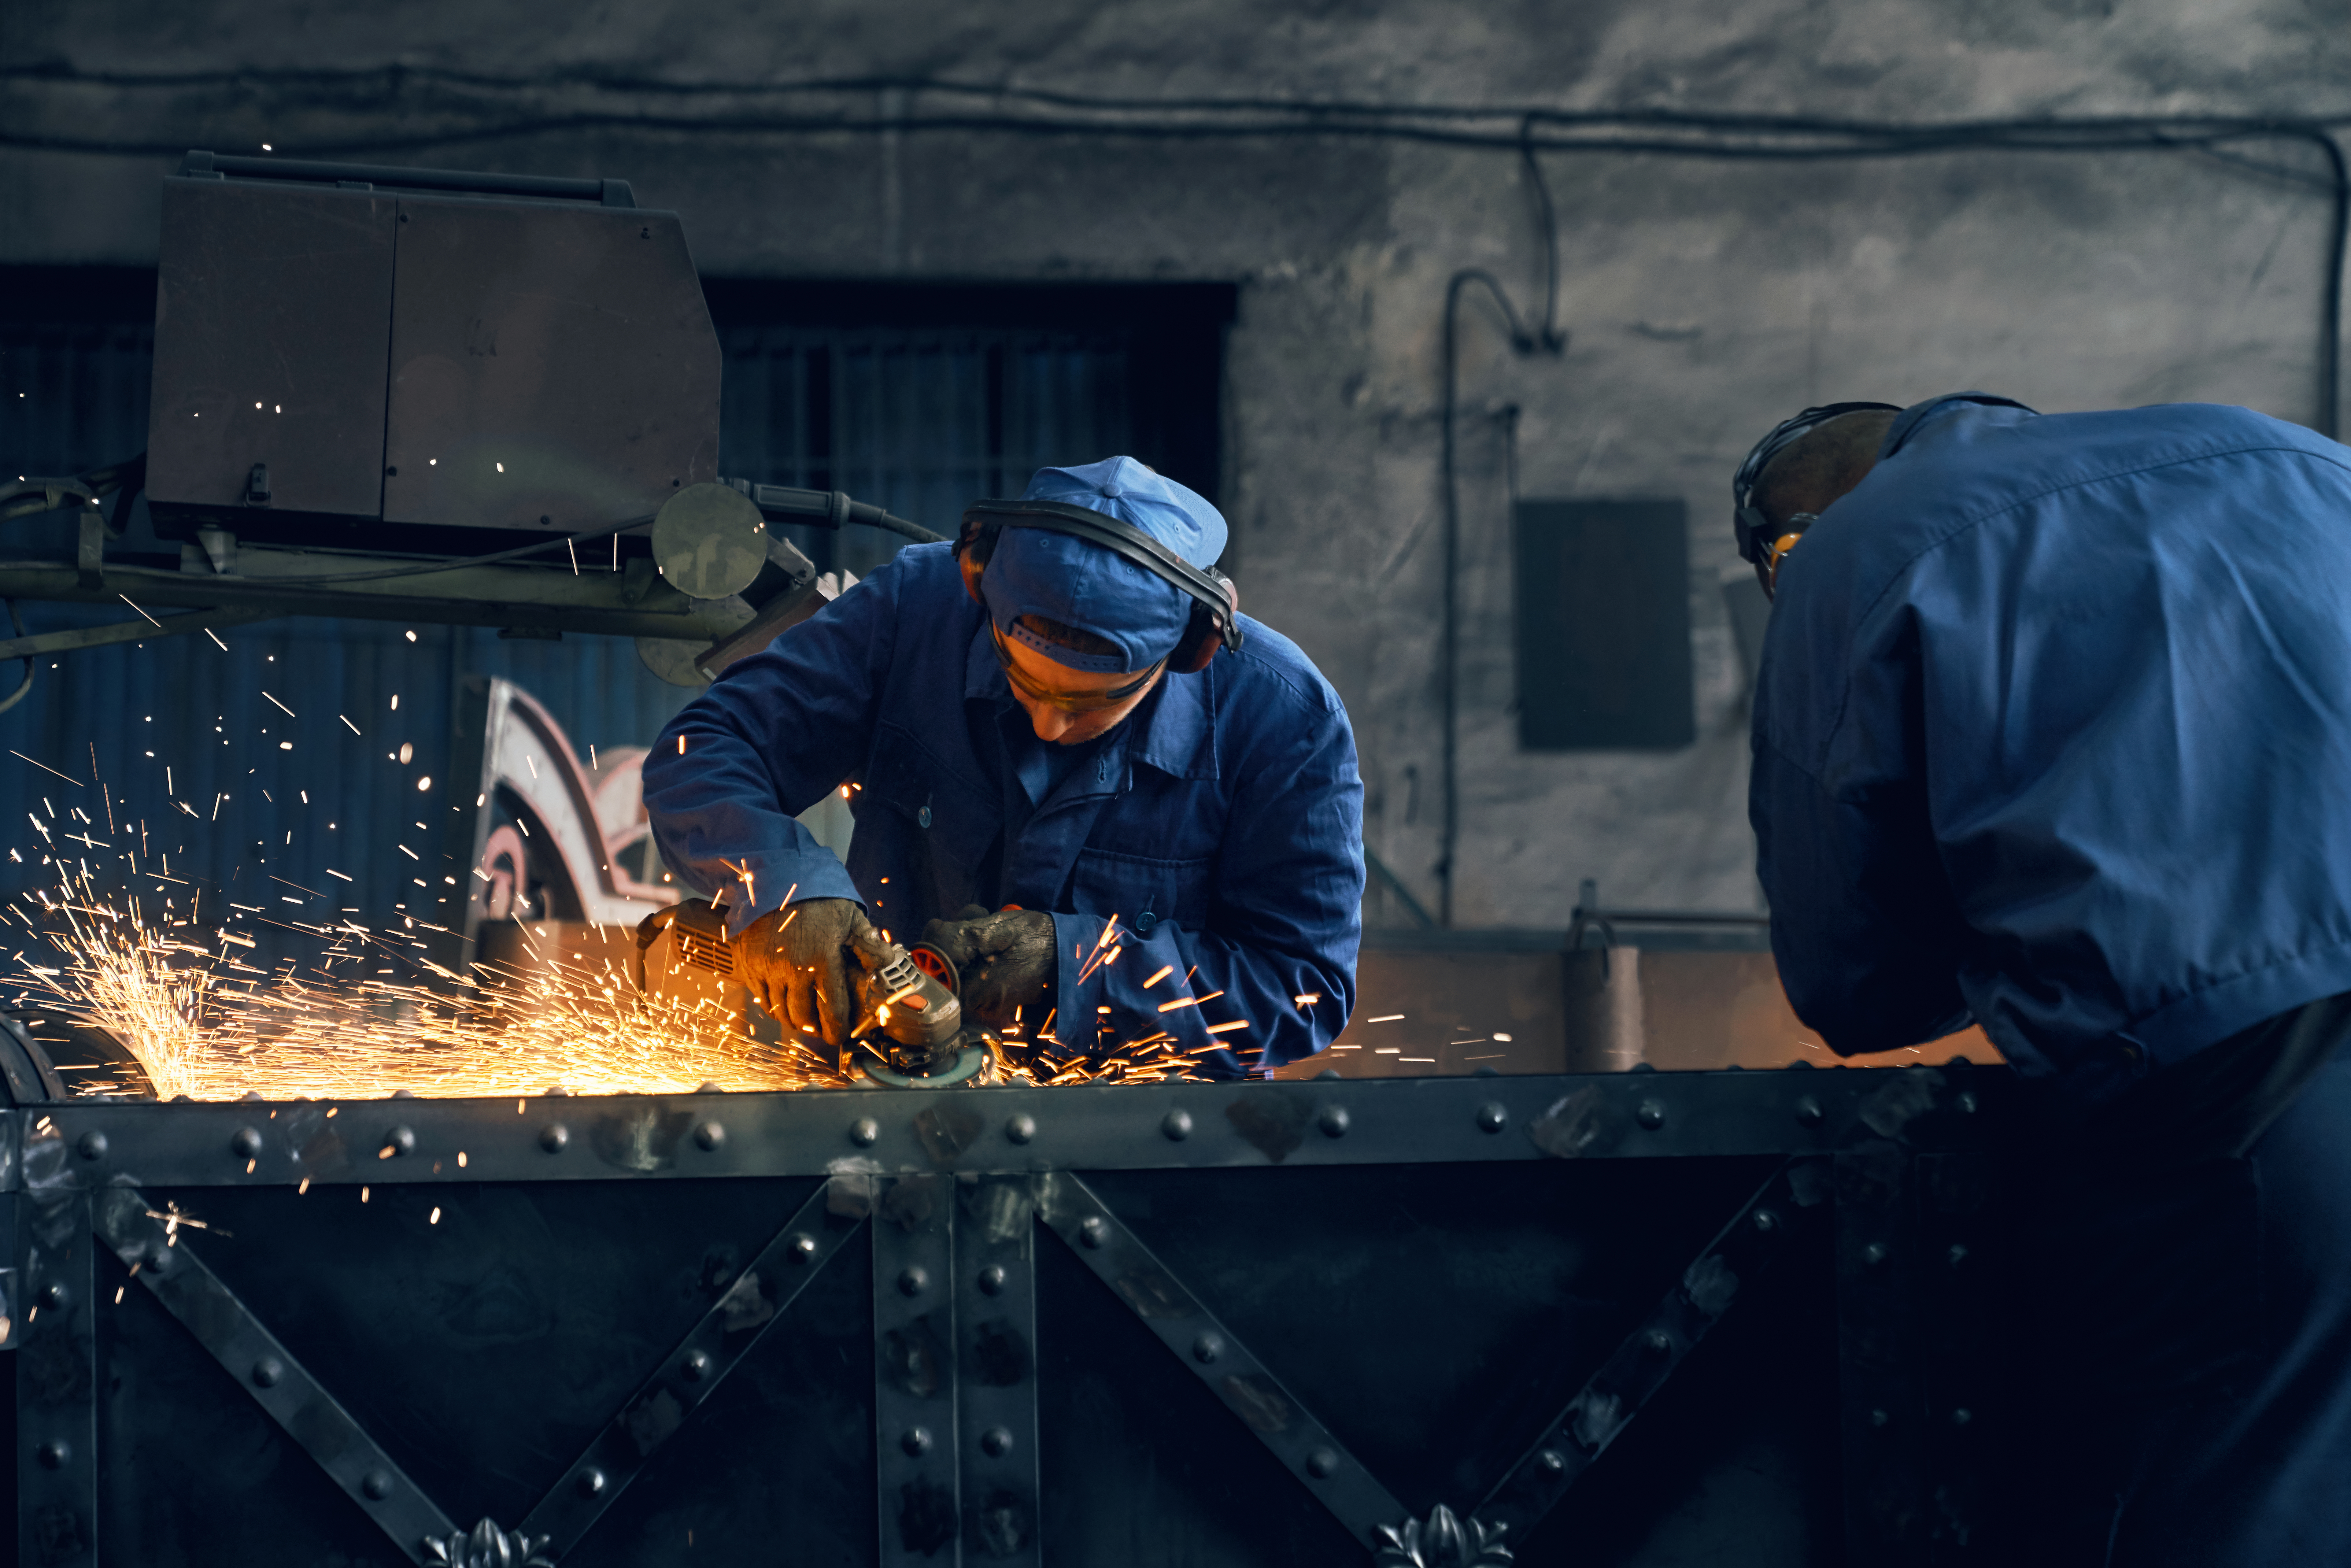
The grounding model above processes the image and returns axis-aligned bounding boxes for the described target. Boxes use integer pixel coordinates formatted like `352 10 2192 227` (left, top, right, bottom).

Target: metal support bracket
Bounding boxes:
1033 1169 1405 1549
19 1187 96 1568
955 1177 1043 1565
518 1178 865 1552
875 1173 963 1564
91 1186 458 1559
1474 1157 1827 1543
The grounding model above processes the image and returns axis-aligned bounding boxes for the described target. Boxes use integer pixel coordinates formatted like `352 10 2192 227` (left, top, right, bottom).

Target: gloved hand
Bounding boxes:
733 897 893 1047
919 905 1058 1029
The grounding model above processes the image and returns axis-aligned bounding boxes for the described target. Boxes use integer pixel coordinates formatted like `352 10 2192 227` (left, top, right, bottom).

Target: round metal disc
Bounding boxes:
652 483 768 601
856 1044 991 1089
635 636 711 688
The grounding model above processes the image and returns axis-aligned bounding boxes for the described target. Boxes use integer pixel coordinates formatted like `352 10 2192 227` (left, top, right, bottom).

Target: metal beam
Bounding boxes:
88 1185 458 1562
518 1177 867 1554
955 1177 1044 1565
1473 1157 1827 1544
18 1184 97 1568
0 607 278 662
0 558 756 641
875 1173 963 1564
31 1066 1997 1190
1034 1170 1404 1548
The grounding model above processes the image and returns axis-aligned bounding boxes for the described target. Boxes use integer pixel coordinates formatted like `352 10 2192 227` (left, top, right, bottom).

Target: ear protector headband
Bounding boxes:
956 498 1244 675
1731 401 1903 594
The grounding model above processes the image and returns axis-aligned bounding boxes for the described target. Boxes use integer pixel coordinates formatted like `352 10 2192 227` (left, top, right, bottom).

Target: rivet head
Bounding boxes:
1948 1243 1970 1269
900 1426 932 1457
251 1356 283 1388
1161 1108 1193 1141
1192 1333 1223 1364
693 1119 725 1151
361 1469 393 1500
145 1247 172 1274
1636 1100 1666 1131
384 1125 415 1157
850 1118 880 1147
1318 1105 1349 1137
75 1130 107 1160
1476 1103 1507 1133
788 1234 818 1265
1794 1095 1825 1128
898 1266 929 1297
1956 1090 1979 1115
36 1440 69 1470
1751 1207 1780 1234
978 1264 1007 1296
1535 1448 1567 1477
1079 1216 1109 1250
980 1426 1014 1458
575 1467 607 1497
1005 1113 1036 1144
539 1123 569 1153
1642 1328 1673 1355
1870 1408 1891 1429
39 1281 69 1309
681 1349 711 1382
1863 1241 1891 1268
1951 1407 1973 1426
231 1126 264 1159
1305 1447 1339 1479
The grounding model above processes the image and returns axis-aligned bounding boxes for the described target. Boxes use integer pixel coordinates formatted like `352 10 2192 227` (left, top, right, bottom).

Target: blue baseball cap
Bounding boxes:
980 456 1229 674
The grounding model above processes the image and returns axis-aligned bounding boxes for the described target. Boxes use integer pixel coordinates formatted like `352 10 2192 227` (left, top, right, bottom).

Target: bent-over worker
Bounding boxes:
640 456 1364 1075
1737 392 2351 1565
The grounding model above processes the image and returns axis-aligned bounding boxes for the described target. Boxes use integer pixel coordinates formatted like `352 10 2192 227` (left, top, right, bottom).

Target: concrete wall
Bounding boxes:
6 0 2346 928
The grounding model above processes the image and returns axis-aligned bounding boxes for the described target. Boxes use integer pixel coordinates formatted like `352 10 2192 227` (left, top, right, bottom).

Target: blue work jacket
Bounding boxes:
1754 394 2351 1107
641 542 1365 1074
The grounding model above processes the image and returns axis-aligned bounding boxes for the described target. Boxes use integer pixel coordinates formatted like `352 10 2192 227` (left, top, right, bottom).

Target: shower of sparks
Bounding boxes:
14 857 1236 1099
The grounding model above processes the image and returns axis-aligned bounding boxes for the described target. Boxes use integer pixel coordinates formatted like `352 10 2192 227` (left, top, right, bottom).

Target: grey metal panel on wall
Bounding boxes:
1514 498 1696 751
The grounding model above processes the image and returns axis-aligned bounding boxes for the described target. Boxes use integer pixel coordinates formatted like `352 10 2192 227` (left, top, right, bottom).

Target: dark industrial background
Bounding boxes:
1 0 2346 935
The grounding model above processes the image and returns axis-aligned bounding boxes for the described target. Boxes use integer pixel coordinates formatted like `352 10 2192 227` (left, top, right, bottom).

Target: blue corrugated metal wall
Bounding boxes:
0 293 1136 972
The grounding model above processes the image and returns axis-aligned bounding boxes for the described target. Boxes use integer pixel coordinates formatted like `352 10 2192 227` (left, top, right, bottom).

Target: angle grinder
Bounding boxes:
634 900 996 1087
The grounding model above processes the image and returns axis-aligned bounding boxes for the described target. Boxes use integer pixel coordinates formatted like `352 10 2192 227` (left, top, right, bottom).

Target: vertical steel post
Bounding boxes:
18 1190 96 1568
1837 1142 1926 1565
955 1177 1042 1564
874 1174 960 1566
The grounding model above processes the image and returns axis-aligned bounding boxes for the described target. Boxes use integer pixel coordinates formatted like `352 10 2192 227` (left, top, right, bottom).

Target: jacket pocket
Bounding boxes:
863 723 1000 875
1069 848 1214 935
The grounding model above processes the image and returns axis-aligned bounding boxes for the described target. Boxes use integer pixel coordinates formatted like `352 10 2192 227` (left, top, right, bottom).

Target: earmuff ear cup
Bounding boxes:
1166 571 1239 674
955 517 996 607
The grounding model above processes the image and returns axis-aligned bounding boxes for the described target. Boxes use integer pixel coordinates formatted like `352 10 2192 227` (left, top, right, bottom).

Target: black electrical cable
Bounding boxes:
0 600 32 716
1438 271 1545 928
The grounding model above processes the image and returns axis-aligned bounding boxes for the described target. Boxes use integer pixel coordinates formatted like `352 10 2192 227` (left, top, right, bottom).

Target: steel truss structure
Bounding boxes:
4 1063 2013 1566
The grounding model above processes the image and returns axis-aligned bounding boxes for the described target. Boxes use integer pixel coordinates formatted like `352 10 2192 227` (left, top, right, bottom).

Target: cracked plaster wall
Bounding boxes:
4 0 2347 928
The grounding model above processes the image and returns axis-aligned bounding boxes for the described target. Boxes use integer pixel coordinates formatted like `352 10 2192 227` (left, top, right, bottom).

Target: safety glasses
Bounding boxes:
990 622 1164 712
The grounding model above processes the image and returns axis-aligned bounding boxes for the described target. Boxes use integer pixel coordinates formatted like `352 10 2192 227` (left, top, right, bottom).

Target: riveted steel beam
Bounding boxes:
1473 1157 1830 1545
874 1173 962 1564
1034 1170 1405 1549
955 1177 1043 1565
19 1186 96 1568
519 1177 867 1554
27 1065 2006 1190
89 1185 457 1561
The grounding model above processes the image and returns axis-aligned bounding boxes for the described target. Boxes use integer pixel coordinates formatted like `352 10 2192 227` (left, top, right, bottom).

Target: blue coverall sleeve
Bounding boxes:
1045 696 1365 1074
641 572 898 937
1751 739 1972 1054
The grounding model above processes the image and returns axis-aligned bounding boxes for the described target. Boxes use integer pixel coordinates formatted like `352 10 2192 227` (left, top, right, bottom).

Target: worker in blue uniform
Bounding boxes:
640 456 1363 1075
1736 392 2351 1564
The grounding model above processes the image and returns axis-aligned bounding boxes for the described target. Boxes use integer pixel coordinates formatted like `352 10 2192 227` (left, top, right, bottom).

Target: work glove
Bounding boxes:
919 905 1058 1030
733 897 893 1048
